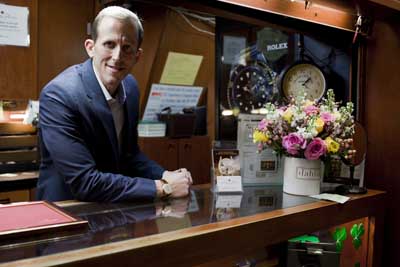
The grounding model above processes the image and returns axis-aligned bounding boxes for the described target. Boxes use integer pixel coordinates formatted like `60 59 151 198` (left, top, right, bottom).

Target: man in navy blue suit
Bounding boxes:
37 6 192 202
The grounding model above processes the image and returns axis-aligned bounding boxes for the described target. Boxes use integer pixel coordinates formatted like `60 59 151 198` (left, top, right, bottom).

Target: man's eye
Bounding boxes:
104 42 115 49
122 45 134 54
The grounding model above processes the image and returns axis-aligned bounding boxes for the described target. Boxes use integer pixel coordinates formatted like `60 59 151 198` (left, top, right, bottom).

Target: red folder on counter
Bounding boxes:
0 201 88 240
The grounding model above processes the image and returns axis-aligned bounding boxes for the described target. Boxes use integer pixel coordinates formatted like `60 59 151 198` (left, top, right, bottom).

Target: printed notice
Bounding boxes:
142 84 203 122
160 52 203 85
0 4 29 46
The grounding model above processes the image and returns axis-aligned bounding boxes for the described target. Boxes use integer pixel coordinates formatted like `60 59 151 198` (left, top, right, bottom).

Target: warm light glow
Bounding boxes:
221 109 233 116
250 109 260 114
9 113 26 120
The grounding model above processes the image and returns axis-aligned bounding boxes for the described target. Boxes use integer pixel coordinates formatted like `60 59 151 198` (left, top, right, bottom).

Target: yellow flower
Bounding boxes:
325 137 340 153
282 108 293 123
315 117 324 133
253 130 269 143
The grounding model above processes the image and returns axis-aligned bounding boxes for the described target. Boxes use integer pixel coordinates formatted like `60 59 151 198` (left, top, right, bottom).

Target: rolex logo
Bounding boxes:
296 167 321 180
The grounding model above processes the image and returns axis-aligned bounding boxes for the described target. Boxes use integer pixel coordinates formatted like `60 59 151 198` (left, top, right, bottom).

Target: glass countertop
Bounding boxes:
0 186 316 264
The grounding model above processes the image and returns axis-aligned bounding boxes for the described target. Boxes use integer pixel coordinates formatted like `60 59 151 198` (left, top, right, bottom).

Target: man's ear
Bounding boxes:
84 39 95 57
134 48 143 63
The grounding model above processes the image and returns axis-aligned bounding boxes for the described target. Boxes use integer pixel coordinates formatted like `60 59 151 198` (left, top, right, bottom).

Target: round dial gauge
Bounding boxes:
228 64 275 113
280 62 326 101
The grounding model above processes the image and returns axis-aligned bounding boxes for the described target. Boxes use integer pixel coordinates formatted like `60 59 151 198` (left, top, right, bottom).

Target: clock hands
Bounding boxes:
301 77 311 86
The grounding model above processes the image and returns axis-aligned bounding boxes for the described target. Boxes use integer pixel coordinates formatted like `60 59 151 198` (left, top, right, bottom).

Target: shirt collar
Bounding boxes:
92 61 126 104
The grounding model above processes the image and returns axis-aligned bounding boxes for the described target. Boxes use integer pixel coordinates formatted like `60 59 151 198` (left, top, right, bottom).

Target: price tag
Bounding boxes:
216 176 243 192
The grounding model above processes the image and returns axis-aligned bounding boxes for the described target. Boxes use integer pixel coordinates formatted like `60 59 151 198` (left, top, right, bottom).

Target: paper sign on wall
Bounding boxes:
0 4 29 47
160 52 203 85
142 84 203 122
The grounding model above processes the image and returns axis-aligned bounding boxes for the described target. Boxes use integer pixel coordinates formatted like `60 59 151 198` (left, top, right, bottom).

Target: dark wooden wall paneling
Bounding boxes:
37 0 94 92
364 14 400 267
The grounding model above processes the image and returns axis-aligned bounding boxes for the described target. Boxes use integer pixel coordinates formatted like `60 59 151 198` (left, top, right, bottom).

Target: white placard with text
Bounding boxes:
216 176 243 193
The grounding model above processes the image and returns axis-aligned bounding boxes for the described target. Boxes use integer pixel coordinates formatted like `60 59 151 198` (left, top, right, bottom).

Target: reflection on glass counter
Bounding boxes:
0 186 316 264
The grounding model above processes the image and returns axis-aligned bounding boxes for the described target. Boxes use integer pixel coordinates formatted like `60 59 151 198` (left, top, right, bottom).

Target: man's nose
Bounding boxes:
111 46 122 60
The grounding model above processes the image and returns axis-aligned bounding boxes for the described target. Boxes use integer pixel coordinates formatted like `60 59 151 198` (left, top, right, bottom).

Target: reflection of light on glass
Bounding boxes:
250 109 259 114
221 109 233 116
9 113 26 120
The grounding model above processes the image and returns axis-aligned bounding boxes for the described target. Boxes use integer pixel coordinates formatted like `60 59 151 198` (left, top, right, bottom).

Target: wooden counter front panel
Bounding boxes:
138 136 211 184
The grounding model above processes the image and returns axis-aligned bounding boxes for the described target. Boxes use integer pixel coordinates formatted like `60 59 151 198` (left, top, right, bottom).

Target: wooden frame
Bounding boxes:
0 201 88 241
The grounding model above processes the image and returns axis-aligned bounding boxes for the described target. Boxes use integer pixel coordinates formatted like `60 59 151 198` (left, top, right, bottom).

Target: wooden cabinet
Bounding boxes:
138 136 211 184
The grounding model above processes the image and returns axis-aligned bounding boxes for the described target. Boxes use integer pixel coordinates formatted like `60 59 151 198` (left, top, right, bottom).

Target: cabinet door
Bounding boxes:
179 136 211 185
138 137 178 171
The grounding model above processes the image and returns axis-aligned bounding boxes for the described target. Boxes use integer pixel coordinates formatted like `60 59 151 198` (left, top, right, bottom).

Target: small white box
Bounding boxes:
138 122 166 137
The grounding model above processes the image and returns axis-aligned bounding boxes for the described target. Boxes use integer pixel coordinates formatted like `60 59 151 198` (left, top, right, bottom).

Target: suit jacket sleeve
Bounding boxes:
39 72 157 202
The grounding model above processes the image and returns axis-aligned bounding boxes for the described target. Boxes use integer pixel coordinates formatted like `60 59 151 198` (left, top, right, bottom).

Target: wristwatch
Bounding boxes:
227 46 276 113
161 179 172 197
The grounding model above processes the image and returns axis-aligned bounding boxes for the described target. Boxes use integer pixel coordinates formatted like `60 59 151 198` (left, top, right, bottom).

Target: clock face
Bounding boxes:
281 63 326 101
228 65 274 113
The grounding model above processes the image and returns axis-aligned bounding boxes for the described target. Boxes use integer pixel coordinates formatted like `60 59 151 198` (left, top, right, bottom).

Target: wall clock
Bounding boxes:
227 59 275 113
279 61 326 102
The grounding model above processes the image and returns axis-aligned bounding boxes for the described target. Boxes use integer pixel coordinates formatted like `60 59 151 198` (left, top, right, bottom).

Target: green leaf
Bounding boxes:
332 227 347 252
353 237 362 250
289 235 320 243
350 223 365 250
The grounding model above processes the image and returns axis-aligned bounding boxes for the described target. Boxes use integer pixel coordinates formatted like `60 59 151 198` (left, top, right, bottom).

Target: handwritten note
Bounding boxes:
160 52 203 85
0 4 29 46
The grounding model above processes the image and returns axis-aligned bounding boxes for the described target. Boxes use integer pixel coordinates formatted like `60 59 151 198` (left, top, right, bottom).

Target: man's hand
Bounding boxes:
156 169 192 198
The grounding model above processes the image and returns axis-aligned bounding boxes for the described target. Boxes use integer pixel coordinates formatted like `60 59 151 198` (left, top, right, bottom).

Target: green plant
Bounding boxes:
332 227 347 252
351 223 365 250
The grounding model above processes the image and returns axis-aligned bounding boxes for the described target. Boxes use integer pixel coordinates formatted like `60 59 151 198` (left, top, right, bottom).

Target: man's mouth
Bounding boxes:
106 64 124 73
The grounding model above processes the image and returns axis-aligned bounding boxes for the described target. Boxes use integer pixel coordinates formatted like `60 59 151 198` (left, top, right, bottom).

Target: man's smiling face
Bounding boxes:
85 16 141 94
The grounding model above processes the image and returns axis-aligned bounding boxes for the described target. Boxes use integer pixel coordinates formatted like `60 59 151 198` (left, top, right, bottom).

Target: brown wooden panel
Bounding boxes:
0 123 36 135
0 190 30 204
178 136 211 184
0 0 38 99
364 17 400 267
216 0 357 32
138 137 179 171
37 0 94 93
0 135 37 149
131 6 167 114
0 150 38 163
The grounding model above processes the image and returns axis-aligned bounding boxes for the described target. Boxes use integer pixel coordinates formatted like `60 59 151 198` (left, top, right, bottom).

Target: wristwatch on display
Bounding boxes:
161 179 172 197
227 46 276 113
278 61 327 102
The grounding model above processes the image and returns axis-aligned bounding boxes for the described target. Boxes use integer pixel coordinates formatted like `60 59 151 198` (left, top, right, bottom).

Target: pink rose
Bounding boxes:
282 133 306 155
320 112 335 123
304 105 319 115
305 138 327 160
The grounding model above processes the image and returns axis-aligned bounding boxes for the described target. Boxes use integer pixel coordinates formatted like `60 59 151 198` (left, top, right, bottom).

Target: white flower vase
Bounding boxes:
283 157 322 196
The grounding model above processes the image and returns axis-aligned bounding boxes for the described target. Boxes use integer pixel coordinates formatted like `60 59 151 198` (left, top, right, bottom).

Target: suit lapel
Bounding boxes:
80 59 119 164
123 79 135 150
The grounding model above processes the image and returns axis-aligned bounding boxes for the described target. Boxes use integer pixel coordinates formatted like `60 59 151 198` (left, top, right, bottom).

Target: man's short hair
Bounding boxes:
91 6 144 49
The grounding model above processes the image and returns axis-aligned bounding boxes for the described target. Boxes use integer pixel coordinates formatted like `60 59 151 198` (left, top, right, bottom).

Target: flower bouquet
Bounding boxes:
253 89 355 195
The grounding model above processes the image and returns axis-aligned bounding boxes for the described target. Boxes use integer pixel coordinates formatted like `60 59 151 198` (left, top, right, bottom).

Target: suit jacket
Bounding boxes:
37 59 164 202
